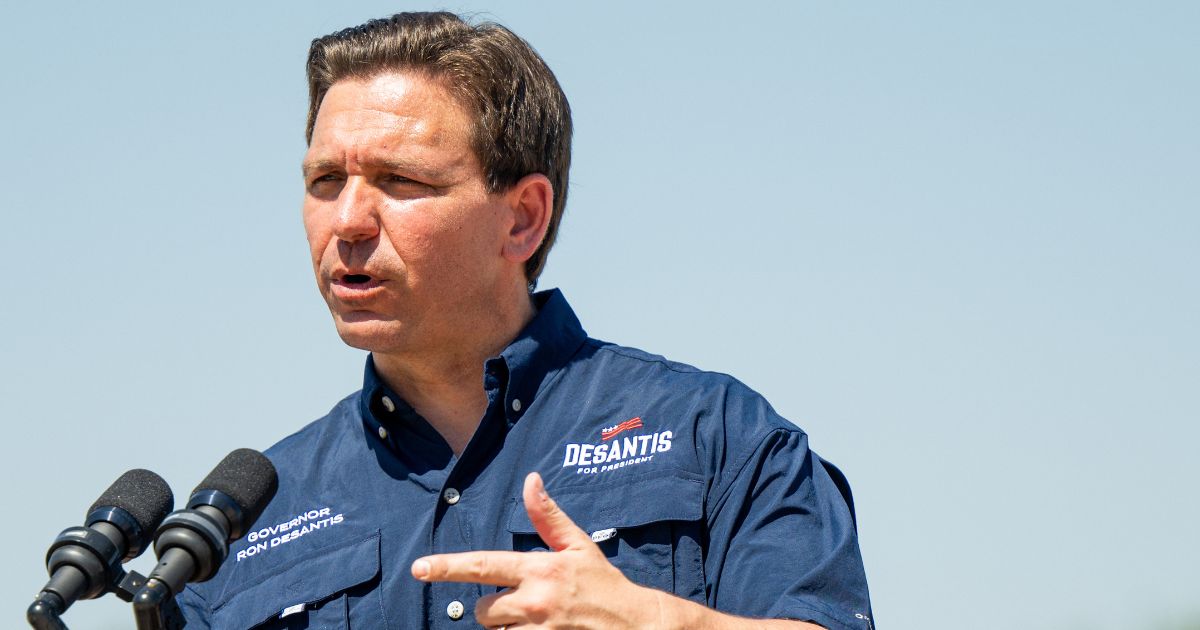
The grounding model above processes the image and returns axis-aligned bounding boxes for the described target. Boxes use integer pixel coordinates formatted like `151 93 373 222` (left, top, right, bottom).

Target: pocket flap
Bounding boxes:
508 471 703 534
212 533 380 629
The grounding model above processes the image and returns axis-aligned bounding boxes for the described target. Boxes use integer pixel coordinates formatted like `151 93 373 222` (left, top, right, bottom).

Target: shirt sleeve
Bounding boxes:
704 426 874 630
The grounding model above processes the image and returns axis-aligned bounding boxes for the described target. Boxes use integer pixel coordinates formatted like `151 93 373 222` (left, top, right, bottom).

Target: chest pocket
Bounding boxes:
211 533 383 630
508 470 706 600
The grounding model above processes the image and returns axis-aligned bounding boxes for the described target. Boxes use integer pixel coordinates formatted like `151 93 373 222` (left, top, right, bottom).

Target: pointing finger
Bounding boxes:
523 472 592 552
411 551 527 587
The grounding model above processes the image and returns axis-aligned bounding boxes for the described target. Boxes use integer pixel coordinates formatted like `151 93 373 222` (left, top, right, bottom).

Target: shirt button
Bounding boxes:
511 398 522 412
380 395 396 413
446 600 464 620
442 487 461 505
377 426 388 440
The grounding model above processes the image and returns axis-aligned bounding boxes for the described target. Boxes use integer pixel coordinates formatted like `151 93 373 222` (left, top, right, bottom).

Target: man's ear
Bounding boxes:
501 173 554 265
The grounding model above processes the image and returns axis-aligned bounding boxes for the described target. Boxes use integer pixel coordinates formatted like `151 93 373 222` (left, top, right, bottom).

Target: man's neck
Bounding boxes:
371 293 536 455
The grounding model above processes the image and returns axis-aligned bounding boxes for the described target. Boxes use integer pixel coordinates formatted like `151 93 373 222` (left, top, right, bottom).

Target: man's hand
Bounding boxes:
411 472 823 630
411 472 662 629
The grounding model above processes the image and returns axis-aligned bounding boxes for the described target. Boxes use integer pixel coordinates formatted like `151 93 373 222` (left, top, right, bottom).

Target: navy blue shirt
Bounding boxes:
177 290 872 629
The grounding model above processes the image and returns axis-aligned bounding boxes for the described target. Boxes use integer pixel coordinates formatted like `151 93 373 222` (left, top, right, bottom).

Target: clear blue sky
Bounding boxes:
2 2 1197 629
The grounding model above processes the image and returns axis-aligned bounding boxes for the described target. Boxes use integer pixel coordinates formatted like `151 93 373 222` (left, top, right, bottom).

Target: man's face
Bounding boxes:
302 72 510 356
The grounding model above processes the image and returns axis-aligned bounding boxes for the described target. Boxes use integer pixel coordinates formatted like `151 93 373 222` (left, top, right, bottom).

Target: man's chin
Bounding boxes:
332 319 404 353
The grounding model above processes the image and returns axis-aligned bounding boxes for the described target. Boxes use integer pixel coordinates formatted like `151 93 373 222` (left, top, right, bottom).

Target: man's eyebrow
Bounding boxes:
301 158 430 177
301 159 340 178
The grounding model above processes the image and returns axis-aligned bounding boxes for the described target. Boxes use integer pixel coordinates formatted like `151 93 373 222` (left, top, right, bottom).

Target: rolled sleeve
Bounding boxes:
705 427 873 629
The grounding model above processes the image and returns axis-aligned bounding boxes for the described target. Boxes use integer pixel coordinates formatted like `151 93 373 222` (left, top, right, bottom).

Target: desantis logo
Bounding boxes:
563 417 672 475
601 416 643 441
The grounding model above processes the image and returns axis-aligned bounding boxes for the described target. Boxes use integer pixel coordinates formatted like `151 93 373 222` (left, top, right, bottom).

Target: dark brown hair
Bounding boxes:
306 12 572 285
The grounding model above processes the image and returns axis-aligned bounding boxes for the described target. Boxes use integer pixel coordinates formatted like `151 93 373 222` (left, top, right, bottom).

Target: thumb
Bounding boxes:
523 472 592 551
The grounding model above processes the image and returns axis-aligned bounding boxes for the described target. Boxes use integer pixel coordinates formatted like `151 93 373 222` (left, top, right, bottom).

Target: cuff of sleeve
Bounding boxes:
777 603 874 630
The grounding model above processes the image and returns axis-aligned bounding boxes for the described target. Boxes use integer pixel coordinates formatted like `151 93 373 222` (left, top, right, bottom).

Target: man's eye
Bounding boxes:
380 174 437 198
307 173 343 188
306 174 344 198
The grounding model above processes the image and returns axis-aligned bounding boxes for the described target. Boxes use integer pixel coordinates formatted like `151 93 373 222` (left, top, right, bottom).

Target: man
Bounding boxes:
177 12 871 629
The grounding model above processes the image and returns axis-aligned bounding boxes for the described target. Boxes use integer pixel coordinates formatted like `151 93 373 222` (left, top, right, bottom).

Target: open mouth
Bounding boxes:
342 274 372 285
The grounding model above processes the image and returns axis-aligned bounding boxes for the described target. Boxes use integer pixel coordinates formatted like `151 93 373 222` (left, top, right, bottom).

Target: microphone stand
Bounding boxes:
27 568 152 630
132 577 187 630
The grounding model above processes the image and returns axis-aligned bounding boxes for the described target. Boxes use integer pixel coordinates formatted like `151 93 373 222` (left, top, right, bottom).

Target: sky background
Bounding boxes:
2 2 1197 629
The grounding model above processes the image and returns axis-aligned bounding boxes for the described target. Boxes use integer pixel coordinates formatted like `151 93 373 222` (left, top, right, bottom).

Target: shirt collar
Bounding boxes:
359 288 588 431
499 288 588 425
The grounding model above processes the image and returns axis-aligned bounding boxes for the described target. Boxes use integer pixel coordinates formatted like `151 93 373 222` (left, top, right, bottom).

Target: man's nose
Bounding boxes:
333 178 380 242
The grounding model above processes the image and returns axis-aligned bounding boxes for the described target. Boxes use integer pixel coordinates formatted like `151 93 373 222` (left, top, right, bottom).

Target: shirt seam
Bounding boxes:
586 339 732 377
706 426 798 522
182 583 211 606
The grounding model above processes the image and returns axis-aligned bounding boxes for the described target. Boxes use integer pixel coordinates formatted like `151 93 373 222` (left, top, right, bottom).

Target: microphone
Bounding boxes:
133 448 277 629
28 469 174 629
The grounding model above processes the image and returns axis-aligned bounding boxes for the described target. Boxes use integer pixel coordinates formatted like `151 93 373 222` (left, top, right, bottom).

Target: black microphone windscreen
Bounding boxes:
88 469 175 535
194 449 278 523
